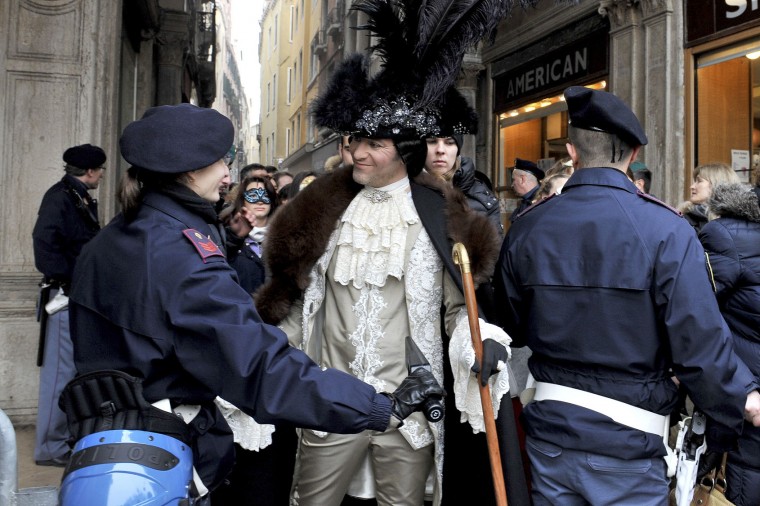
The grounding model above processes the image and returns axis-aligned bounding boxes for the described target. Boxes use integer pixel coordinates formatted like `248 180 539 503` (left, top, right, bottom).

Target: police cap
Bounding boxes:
564 86 648 147
63 144 106 169
514 158 545 181
120 103 234 174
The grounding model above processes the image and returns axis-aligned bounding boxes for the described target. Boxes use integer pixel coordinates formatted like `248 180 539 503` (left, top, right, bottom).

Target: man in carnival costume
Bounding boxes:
254 0 532 504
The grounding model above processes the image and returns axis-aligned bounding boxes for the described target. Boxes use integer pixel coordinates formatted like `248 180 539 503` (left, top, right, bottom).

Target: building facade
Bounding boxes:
258 0 373 174
0 0 251 424
259 0 760 220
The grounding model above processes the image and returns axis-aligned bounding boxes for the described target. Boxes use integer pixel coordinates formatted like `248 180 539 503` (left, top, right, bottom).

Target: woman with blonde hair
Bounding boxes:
679 162 740 233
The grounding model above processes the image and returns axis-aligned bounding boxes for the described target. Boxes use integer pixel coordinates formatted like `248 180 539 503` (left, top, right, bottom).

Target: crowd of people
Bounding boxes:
30 0 760 505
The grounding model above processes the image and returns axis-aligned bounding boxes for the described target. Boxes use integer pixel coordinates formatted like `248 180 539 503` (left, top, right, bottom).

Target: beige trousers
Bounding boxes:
294 429 434 506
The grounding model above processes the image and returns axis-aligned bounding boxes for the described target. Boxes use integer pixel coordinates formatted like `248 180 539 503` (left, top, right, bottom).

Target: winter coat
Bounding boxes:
453 157 503 237
699 183 760 505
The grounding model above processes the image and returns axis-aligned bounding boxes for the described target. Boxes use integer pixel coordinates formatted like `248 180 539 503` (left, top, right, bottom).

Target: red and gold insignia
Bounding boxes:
182 229 224 263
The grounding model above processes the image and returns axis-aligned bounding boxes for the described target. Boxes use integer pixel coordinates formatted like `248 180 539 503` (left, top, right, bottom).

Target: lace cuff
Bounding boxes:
448 313 512 434
214 397 275 451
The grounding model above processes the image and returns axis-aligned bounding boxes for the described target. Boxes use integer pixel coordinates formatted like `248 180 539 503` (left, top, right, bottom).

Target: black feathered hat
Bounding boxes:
311 0 534 142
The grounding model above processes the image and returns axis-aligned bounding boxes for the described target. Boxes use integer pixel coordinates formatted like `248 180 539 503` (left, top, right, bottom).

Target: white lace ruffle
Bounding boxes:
333 185 419 289
449 313 512 434
214 397 275 451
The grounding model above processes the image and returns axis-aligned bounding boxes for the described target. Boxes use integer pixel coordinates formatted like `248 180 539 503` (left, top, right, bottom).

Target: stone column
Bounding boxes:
598 0 683 205
460 54 485 163
156 10 190 105
640 0 684 205
598 0 644 120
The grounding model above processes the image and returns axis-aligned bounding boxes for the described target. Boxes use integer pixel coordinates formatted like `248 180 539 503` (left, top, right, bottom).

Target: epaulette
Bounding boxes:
636 190 682 216
182 229 225 263
517 192 556 218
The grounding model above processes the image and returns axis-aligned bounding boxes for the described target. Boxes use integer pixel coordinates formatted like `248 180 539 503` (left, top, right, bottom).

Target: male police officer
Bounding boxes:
509 158 544 222
32 143 105 466
495 86 760 504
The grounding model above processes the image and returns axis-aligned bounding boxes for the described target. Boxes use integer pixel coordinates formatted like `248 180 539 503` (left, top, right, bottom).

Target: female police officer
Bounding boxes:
65 104 443 500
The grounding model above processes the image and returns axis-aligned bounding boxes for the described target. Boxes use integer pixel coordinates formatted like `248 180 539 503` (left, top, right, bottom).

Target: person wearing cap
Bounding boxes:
510 158 544 222
494 86 760 504
66 103 444 500
31 143 106 467
629 160 653 194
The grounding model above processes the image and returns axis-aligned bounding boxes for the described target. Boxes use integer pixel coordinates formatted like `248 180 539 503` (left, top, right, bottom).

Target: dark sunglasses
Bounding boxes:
243 187 271 205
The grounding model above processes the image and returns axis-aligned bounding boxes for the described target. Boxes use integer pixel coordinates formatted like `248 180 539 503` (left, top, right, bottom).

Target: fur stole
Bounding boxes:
254 166 501 324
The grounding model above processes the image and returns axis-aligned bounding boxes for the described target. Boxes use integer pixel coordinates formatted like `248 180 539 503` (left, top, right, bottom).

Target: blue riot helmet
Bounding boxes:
59 429 193 506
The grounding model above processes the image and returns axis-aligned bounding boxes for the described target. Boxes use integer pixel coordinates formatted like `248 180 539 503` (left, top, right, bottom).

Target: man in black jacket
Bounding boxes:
32 143 105 466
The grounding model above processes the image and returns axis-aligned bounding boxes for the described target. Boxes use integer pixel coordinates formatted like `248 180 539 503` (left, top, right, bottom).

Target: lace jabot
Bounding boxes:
333 177 419 289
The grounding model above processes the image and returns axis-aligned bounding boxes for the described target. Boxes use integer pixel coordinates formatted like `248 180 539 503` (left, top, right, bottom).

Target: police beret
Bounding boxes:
120 103 234 174
63 144 106 169
514 158 545 181
564 86 648 147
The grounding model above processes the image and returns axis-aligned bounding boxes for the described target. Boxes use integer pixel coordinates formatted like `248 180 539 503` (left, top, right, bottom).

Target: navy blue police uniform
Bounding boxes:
32 144 104 465
494 86 759 504
33 173 100 286
70 191 391 489
67 104 396 493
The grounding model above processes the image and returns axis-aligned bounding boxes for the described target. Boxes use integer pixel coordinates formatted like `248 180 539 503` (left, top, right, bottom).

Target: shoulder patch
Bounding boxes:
636 190 682 216
182 229 225 262
517 193 556 218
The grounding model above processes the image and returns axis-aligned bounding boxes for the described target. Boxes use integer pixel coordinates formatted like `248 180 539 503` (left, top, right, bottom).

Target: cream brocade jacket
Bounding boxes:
278 189 511 505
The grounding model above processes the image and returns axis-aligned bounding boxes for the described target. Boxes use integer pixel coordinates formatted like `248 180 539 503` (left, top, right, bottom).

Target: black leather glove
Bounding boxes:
387 368 445 424
696 451 723 482
471 339 509 387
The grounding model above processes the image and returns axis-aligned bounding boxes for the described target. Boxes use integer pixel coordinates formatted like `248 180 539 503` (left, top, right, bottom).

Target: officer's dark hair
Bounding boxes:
64 163 88 177
119 166 183 220
264 165 277 174
568 126 635 170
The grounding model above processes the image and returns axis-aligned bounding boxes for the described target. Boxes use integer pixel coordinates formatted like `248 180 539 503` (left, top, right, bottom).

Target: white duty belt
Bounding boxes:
533 382 669 436
532 381 677 477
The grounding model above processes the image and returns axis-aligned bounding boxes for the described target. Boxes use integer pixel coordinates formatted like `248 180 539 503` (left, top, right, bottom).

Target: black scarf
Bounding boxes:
161 182 219 223
160 182 226 250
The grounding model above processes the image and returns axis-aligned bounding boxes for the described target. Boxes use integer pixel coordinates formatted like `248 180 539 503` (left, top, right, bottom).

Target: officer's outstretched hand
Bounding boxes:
388 369 445 424
471 339 509 387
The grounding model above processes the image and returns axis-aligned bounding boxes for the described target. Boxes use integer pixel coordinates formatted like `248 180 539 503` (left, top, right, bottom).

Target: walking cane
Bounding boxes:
452 242 508 506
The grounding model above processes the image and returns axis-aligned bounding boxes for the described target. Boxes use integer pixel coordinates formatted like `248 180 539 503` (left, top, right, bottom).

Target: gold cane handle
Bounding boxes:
452 242 471 274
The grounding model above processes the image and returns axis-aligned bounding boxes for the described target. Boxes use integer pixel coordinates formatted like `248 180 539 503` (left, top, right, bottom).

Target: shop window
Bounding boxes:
494 81 606 193
695 40 760 183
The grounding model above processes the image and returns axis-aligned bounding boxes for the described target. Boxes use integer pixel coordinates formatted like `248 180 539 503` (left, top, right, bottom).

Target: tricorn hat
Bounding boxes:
310 0 539 143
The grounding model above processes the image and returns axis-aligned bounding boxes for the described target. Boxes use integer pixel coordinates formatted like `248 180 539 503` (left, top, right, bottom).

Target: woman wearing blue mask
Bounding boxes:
215 174 295 505
223 176 278 294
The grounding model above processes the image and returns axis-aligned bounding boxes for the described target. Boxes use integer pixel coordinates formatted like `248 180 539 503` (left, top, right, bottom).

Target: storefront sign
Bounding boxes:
686 0 760 46
493 29 608 112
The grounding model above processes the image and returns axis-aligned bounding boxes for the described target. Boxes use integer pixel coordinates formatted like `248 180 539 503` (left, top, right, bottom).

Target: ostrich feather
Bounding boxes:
352 0 543 108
